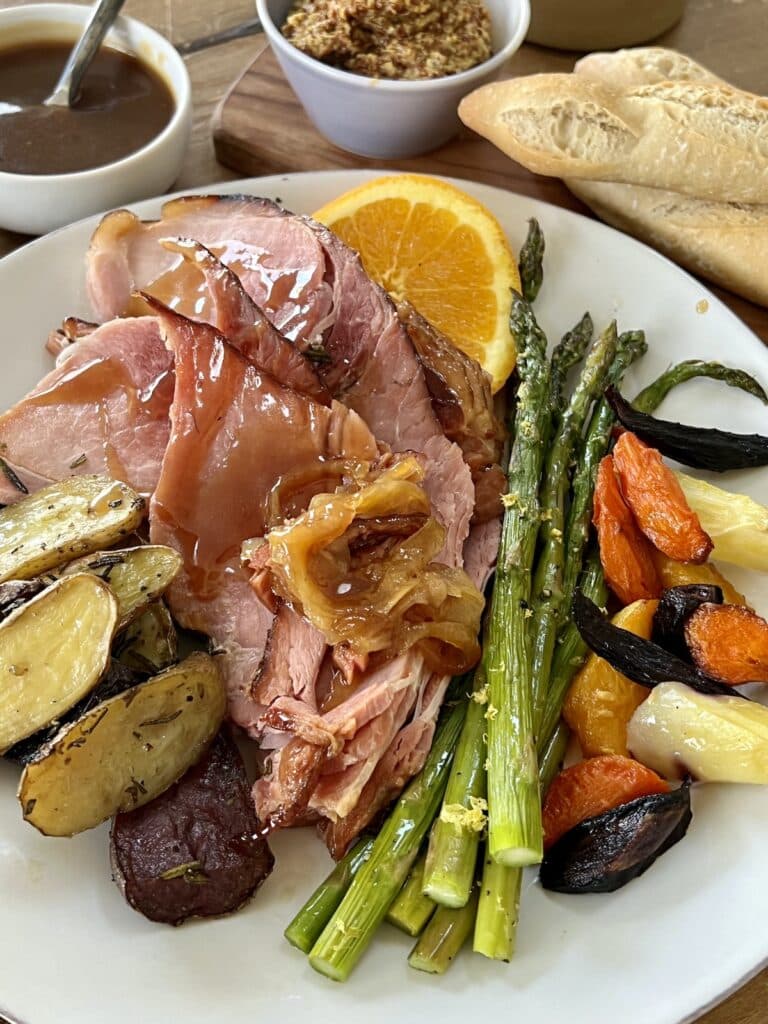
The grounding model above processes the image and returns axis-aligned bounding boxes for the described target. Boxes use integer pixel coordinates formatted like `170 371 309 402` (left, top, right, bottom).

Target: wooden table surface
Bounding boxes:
1 2 767 1020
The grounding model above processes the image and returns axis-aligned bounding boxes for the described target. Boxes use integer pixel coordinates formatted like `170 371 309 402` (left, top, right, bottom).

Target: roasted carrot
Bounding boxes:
542 755 669 850
593 455 661 605
686 603 768 684
540 753 671 847
612 431 713 564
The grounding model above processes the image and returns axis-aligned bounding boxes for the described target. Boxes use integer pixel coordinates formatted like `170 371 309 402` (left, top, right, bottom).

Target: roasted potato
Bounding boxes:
19 653 225 837
0 476 145 583
114 602 178 673
0 574 118 752
59 546 182 628
111 729 274 925
6 659 143 765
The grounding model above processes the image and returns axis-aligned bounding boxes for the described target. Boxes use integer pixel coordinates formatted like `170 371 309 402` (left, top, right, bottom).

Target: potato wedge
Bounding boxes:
0 476 145 583
6 659 143 765
115 602 178 673
19 652 225 837
60 546 182 628
0 574 118 752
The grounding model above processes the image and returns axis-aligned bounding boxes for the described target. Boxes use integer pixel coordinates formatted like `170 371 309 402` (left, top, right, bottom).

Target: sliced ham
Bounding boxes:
84 194 496 851
321 666 449 859
156 238 330 404
464 517 502 592
0 316 172 504
253 650 426 828
399 301 507 524
85 196 441 450
302 220 442 452
253 605 327 713
86 196 333 345
147 302 377 727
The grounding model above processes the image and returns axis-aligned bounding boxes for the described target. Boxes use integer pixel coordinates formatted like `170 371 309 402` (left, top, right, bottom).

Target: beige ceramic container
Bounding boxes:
527 0 686 51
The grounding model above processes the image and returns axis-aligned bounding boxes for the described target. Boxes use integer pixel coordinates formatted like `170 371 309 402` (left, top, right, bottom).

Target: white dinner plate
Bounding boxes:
1 171 767 1024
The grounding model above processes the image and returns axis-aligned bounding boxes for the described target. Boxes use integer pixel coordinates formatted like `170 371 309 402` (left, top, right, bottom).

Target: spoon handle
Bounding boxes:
46 0 128 108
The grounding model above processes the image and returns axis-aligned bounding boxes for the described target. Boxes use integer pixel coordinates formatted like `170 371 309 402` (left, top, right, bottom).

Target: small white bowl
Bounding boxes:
0 4 192 236
256 0 530 159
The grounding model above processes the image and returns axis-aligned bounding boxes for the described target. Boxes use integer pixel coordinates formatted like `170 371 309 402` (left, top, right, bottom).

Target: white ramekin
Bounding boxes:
256 0 531 159
0 3 192 236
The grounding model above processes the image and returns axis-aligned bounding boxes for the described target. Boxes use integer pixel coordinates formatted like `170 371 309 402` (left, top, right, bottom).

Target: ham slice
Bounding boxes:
87 196 333 345
0 316 172 504
399 300 507 524
156 238 330 404
147 302 377 727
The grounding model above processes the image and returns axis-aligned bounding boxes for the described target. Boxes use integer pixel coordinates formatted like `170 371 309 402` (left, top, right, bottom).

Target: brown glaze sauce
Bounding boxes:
128 242 319 343
0 41 174 175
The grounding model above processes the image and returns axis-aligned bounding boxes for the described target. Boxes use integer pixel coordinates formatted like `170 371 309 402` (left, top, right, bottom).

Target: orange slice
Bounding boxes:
313 174 520 392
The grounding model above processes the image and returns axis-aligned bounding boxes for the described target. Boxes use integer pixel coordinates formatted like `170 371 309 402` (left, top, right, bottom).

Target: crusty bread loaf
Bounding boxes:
458 73 768 203
565 178 768 307
566 47 768 308
574 47 726 88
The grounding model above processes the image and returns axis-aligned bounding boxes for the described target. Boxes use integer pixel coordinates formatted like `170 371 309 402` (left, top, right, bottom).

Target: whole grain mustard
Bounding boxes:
282 0 493 80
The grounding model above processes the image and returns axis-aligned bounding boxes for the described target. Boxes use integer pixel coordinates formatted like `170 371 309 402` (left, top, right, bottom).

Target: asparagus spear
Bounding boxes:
422 668 488 908
473 851 522 961
409 886 480 974
530 321 619 730
474 715 571 962
284 836 374 953
538 545 606 757
421 313 588 910
633 359 768 412
484 291 550 868
518 218 545 303
549 312 593 414
559 330 648 618
539 719 571 795
386 851 435 936
308 699 466 981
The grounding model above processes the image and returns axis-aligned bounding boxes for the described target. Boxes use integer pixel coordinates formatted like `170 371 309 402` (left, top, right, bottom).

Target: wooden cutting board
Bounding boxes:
212 34 768 344
213 44 592 211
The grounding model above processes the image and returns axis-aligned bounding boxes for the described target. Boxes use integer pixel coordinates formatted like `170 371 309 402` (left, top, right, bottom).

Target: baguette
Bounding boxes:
568 48 768 308
574 47 726 88
565 179 768 308
458 73 768 203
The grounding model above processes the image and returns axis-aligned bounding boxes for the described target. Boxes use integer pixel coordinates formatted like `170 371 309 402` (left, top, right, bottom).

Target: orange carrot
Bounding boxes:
593 455 661 605
612 431 713 564
686 603 768 684
542 755 669 850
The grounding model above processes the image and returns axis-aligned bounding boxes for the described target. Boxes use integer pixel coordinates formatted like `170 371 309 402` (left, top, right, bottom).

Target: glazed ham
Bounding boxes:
87 196 334 345
0 316 173 504
147 302 377 730
399 301 507 524
157 238 330 404
84 194 499 853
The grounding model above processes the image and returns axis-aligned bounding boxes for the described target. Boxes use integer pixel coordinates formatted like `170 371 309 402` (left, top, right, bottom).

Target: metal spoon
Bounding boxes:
0 0 127 116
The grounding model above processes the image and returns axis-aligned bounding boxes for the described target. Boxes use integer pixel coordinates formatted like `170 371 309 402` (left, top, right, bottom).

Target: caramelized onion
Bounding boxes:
246 458 484 675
